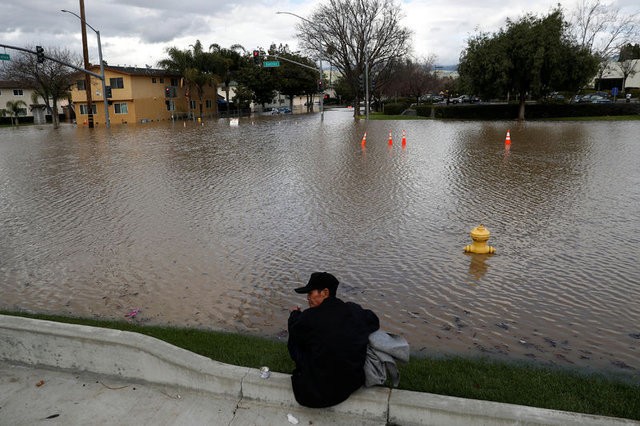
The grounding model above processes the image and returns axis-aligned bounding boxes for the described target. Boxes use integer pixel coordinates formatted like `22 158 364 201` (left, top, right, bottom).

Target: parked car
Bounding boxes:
450 95 470 104
577 92 610 103
591 96 612 104
547 92 565 102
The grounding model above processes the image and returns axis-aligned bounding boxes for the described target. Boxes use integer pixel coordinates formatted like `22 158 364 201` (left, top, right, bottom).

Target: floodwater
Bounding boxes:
1 110 639 379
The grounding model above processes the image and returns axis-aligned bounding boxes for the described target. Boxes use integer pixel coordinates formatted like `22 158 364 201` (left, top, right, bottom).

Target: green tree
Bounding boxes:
158 40 220 119
269 44 318 112
332 75 356 104
5 100 27 126
459 8 598 120
235 51 277 107
209 43 245 111
619 43 640 61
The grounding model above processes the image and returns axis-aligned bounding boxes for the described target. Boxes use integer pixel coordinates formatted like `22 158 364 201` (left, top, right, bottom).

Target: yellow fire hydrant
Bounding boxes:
464 224 496 254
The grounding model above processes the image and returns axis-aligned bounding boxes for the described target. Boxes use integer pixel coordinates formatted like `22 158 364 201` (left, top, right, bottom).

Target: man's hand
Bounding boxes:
290 306 301 313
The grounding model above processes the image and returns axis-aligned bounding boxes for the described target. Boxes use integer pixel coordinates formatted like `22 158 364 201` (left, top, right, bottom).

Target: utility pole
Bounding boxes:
79 0 94 128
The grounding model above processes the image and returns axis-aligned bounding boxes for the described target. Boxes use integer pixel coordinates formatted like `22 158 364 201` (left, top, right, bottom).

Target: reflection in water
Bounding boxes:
467 253 490 280
1 113 639 380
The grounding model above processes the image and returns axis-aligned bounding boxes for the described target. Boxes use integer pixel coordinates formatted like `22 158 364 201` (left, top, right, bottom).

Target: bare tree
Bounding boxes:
296 0 412 117
619 59 638 92
384 56 438 104
570 0 640 89
2 47 80 128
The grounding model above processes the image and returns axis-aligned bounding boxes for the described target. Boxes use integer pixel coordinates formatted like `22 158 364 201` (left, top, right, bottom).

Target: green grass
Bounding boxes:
2 310 639 420
361 113 430 120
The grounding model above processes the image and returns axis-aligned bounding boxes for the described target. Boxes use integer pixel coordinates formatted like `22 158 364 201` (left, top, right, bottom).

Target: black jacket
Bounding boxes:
287 297 380 408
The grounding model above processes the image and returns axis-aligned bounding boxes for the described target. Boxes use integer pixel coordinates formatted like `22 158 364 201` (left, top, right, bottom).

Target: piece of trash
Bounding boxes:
125 308 141 318
45 414 60 419
36 380 45 387
287 413 299 424
260 366 270 379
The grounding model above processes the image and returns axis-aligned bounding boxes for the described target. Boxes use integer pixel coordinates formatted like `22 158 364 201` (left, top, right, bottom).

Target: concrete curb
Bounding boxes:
1 315 637 425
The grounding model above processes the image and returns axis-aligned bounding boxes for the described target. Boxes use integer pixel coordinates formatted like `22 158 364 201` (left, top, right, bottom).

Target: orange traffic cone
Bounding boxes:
505 129 511 145
361 132 367 146
401 130 406 147
388 130 393 145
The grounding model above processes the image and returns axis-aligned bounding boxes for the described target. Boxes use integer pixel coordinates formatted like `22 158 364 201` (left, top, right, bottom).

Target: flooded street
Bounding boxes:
1 110 639 379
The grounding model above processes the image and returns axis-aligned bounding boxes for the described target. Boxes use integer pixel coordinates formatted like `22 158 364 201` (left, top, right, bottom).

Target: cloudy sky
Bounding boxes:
1 0 638 68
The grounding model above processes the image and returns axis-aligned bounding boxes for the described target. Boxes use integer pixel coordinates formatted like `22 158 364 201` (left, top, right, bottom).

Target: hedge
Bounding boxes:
413 102 640 120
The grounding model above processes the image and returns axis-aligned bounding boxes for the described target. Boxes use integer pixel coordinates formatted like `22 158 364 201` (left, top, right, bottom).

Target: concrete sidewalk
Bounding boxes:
0 315 637 425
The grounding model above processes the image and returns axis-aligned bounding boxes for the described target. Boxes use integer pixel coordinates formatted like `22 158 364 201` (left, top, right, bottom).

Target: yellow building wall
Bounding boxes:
70 68 220 125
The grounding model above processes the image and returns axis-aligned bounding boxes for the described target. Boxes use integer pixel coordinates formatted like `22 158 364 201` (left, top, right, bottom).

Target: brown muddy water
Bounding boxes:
1 109 639 379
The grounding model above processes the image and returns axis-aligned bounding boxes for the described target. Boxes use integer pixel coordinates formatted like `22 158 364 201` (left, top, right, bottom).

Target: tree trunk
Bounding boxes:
518 93 526 121
52 99 60 129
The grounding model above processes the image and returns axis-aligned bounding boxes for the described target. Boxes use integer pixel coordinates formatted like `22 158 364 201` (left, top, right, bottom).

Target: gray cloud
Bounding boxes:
2 0 638 68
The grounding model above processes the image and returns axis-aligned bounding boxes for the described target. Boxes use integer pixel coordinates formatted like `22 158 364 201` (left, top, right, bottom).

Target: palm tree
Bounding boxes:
209 44 245 113
5 100 27 126
158 40 220 120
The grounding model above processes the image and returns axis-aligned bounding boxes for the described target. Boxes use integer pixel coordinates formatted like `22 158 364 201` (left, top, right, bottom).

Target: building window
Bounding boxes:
160 78 164 84
165 86 177 98
205 99 212 108
13 89 24 96
166 100 175 111
170 78 179 86
79 104 97 115
76 80 86 90
152 77 157 83
114 103 128 114
110 77 124 89
189 100 196 109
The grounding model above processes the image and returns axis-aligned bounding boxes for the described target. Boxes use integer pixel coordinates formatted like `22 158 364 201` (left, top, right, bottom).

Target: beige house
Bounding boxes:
0 80 67 123
70 65 219 125
598 59 640 91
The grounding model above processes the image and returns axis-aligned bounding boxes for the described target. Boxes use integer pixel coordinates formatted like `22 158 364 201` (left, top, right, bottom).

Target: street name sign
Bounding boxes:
0 53 10 61
263 61 280 67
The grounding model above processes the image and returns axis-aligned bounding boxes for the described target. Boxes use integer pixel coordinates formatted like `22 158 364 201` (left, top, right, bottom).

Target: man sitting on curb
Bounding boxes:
288 272 380 408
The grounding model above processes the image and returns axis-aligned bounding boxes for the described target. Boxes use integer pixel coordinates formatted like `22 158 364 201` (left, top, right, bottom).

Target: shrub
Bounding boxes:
383 102 410 115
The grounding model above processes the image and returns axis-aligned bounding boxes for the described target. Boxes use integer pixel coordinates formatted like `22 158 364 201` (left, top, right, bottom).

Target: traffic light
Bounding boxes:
317 80 323 93
165 86 171 97
253 50 260 65
105 86 112 99
36 46 45 63
358 74 364 91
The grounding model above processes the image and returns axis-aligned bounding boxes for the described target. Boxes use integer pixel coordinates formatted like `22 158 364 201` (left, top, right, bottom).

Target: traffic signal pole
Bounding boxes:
0 43 102 78
61 8 110 128
79 0 94 128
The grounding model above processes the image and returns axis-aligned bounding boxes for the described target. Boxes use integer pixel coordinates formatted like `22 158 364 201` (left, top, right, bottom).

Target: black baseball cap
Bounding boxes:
294 272 339 294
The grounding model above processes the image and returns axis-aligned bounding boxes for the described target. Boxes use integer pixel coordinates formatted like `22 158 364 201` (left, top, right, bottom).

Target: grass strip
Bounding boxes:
361 113 430 120
2 310 638 420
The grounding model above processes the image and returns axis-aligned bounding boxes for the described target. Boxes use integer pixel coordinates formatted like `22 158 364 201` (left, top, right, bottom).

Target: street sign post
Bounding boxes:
0 53 10 61
262 61 280 67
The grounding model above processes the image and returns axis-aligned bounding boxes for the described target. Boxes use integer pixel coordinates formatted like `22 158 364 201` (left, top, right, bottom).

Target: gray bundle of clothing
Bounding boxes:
363 330 410 387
